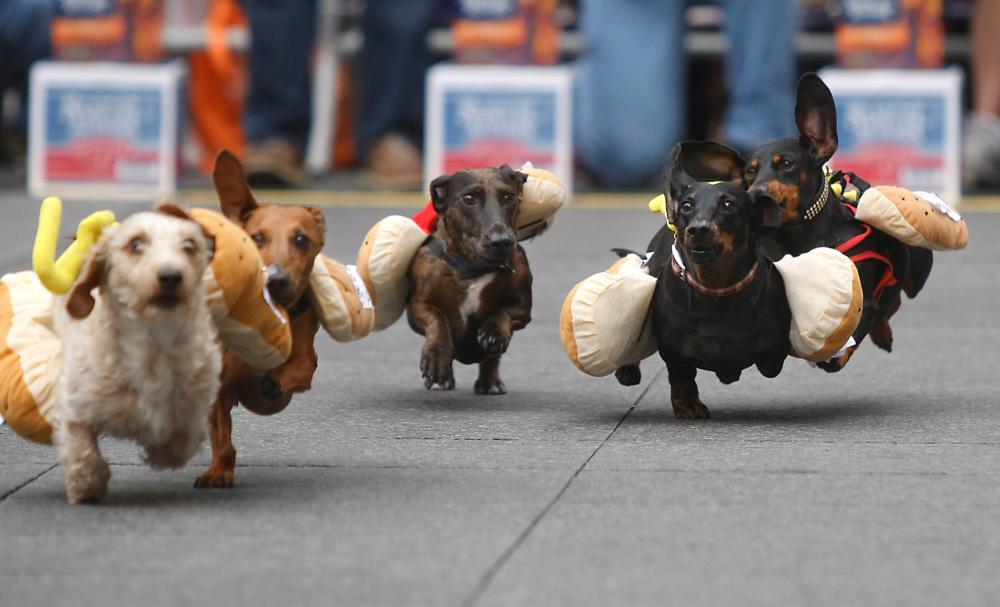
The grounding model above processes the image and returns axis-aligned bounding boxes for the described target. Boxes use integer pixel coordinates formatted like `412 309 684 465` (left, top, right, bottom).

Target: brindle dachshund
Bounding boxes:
743 73 933 372
195 150 326 488
619 142 790 419
407 166 533 395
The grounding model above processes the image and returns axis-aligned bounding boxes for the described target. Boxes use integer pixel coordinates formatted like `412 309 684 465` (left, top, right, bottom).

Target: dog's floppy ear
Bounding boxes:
751 191 783 231
430 173 452 213
156 201 216 260
795 73 838 164
66 240 108 319
155 200 193 222
680 140 744 184
499 164 529 193
213 149 258 223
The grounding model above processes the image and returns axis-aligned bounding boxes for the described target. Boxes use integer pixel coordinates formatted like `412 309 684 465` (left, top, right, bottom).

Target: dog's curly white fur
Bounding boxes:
54 205 221 504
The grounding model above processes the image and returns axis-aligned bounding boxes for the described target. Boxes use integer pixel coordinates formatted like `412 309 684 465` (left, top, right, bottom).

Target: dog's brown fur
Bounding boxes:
406 167 532 394
194 150 326 488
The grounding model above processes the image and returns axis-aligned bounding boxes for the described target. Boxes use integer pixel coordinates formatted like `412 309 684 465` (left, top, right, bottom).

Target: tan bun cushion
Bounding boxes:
309 254 375 341
516 164 568 240
560 254 658 377
353 215 428 331
191 208 292 371
773 247 863 363
0 272 60 444
854 185 968 251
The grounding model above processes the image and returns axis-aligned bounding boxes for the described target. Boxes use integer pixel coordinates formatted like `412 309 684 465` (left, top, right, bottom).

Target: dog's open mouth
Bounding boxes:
152 294 182 309
685 243 721 262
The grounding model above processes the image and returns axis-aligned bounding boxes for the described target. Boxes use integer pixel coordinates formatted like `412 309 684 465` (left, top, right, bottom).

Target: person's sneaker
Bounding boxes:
962 112 1000 191
243 139 307 188
365 133 423 190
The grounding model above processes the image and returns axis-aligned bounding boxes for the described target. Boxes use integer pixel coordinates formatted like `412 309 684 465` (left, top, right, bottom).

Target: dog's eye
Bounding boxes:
292 233 312 249
744 167 757 180
720 199 736 212
181 239 198 254
679 201 694 214
462 193 478 205
251 233 266 247
780 158 795 170
127 236 146 254
501 192 517 205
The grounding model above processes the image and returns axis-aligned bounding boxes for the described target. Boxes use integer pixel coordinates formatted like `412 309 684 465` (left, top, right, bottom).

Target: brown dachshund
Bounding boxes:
406 166 533 394
194 150 326 488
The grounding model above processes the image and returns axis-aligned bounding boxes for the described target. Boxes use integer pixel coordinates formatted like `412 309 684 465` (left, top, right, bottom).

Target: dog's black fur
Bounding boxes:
742 73 933 371
619 142 791 419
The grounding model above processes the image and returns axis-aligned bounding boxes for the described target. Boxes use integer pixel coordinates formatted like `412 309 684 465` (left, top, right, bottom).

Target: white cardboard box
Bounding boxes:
425 64 574 192
819 67 963 204
29 60 185 201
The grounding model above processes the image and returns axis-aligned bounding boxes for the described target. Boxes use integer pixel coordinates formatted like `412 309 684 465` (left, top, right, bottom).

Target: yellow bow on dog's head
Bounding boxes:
33 197 117 294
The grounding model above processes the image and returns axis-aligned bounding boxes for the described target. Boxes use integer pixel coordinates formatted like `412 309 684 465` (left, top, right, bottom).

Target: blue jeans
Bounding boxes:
244 0 317 151
0 0 51 130
356 0 439 155
574 0 797 188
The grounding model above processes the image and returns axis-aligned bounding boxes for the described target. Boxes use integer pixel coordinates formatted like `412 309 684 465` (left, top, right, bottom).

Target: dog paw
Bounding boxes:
477 330 510 355
259 375 285 400
671 398 710 420
474 379 506 395
65 459 110 504
194 468 235 489
817 346 856 373
420 346 454 390
615 364 641 386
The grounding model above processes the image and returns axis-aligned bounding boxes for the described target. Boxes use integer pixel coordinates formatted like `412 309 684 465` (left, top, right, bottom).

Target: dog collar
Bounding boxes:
801 178 830 222
670 244 759 298
426 236 513 280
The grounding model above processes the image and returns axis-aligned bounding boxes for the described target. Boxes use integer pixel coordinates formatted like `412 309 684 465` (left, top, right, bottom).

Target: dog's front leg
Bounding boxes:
477 310 513 356
262 306 320 399
411 301 454 390
56 420 110 504
665 358 709 419
194 394 237 488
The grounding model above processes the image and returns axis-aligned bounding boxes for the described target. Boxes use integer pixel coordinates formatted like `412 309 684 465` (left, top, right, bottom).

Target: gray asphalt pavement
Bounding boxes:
1 191 998 606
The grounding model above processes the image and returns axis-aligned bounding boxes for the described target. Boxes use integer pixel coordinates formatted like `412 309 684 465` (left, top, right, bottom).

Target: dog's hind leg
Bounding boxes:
194 396 237 488
57 420 110 504
869 290 902 352
666 359 709 419
474 355 506 395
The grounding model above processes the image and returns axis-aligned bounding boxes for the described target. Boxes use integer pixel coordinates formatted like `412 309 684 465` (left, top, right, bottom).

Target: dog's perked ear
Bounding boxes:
794 73 838 165
662 143 694 224
429 173 452 213
306 206 327 243
498 164 529 192
750 191 783 231
213 149 259 223
66 240 108 319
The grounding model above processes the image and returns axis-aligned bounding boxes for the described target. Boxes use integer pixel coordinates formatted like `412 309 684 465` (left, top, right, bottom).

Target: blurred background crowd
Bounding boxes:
0 0 996 195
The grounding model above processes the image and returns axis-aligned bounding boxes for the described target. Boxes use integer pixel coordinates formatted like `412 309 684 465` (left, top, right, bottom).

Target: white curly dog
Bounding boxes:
54 204 221 504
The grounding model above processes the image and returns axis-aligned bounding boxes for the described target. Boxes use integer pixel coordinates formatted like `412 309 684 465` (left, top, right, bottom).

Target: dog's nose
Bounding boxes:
685 223 711 239
266 270 292 299
487 231 515 253
157 269 183 291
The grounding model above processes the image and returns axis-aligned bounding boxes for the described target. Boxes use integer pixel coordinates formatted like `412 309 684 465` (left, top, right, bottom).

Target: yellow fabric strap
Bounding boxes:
32 197 116 294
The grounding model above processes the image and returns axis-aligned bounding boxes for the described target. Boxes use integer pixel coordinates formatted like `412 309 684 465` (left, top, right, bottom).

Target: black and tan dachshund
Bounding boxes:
406 166 533 395
742 73 933 371
619 142 790 419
